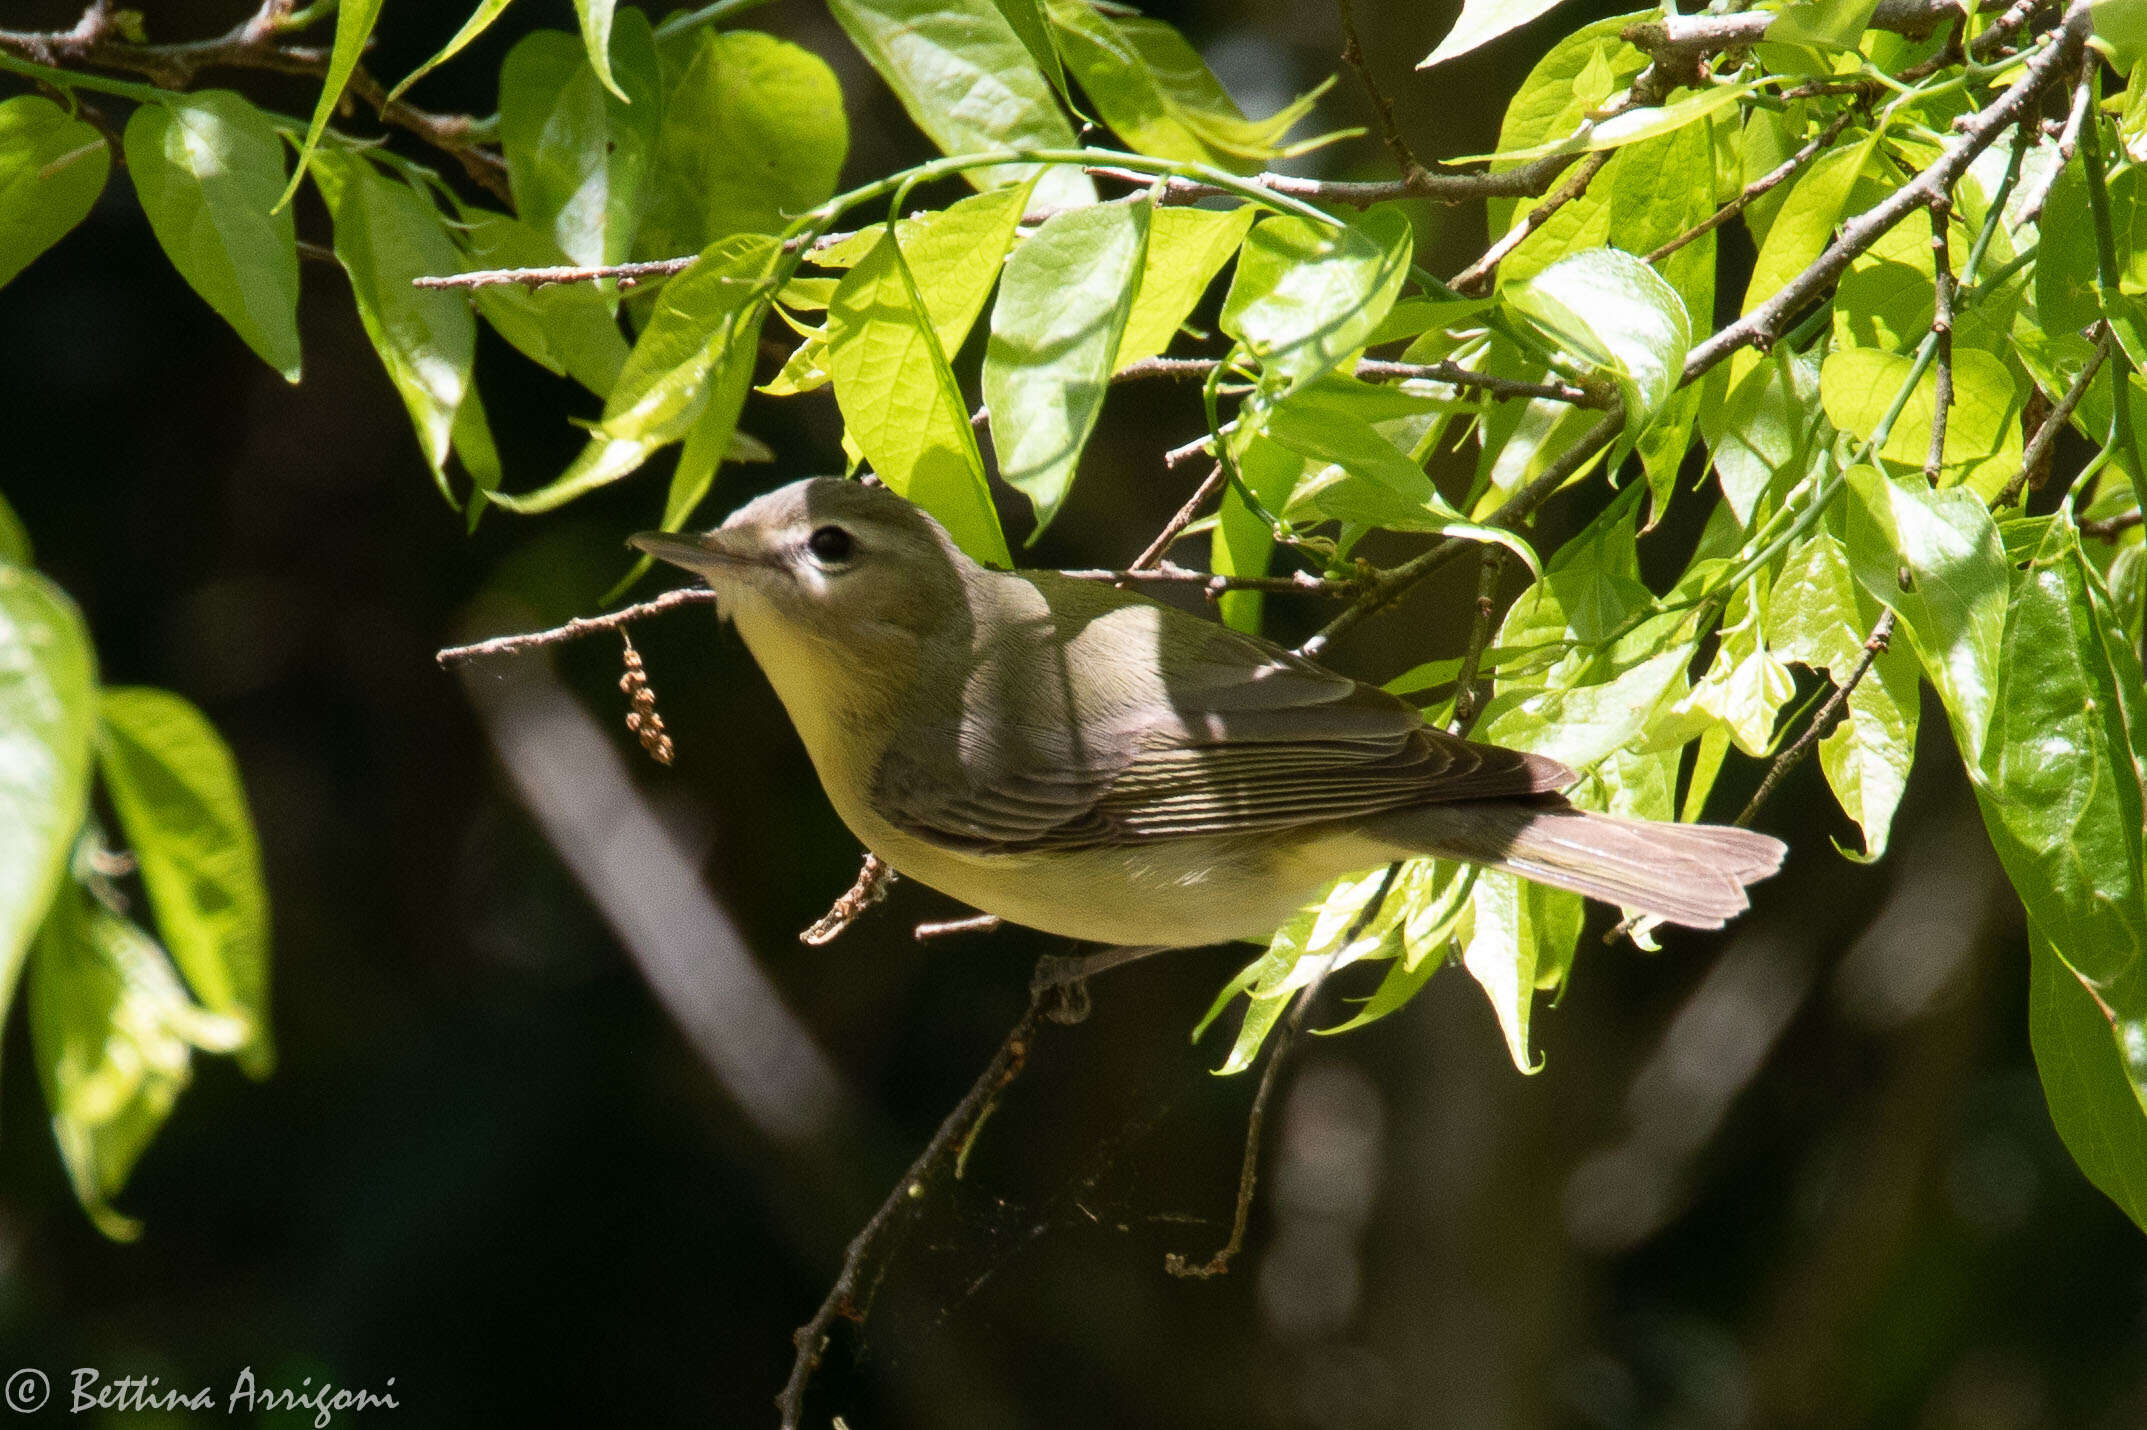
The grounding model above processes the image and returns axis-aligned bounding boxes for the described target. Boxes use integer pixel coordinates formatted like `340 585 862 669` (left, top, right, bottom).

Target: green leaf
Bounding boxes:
984 202 1149 534
125 92 302 382
1044 0 1325 172
1460 872 1581 1071
1743 128 1880 316
574 0 629 101
313 155 476 499
1701 349 1827 526
808 182 1034 354
385 0 520 103
1221 208 1414 395
1674 578 1795 756
97 688 272 1075
1454 78 1761 167
451 207 630 396
2030 924 2147 1232
1820 347 2025 494
0 95 109 289
1479 640 1694 772
1212 432 1307 635
828 230 1011 565
278 0 385 209
2094 0 2147 72
1980 517 2147 987
826 0 1094 208
31 872 248 1241
499 15 662 267
1422 0 1586 68
1113 205 1255 371
1842 464 2007 763
0 565 96 1033
0 490 28 565
1505 246 1689 435
658 314 764 534
1482 12 1651 241
639 29 848 259
1769 527 1916 857
499 232 776 514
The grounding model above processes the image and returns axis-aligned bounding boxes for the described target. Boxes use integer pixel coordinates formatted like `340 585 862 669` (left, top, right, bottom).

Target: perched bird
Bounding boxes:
630 478 1784 949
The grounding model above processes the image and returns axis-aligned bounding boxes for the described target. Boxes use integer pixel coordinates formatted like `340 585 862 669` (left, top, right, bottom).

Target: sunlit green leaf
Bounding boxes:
828 230 1010 565
1112 205 1255 372
573 0 629 101
1211 432 1305 635
1842 464 2007 763
497 232 776 514
2030 925 2147 1232
31 871 248 1241
0 565 96 1035
1821 347 2025 494
1743 128 1880 316
1422 0 1586 68
1506 246 1689 435
499 15 662 266
98 688 271 1075
807 182 1033 354
1045 0 1326 172
279 0 384 208
313 156 476 501
0 95 108 290
385 0 520 103
1222 208 1413 394
639 29 848 259
125 92 301 381
826 0 1093 207
984 201 1149 534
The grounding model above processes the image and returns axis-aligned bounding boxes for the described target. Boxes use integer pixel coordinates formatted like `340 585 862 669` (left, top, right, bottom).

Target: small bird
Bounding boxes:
630 478 1784 949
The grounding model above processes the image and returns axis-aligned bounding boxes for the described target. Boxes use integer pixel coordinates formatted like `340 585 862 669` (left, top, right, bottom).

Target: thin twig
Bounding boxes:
1997 323 2114 507
776 979 1049 1429
0 7 512 202
1646 109 1859 265
1166 863 1402 1280
413 257 703 291
2081 509 2144 539
1736 613 1897 827
1683 0 2094 384
435 588 719 665
1452 150 1614 296
801 854 897 947
2015 57 2090 226
1083 149 1587 208
1447 548 1507 736
913 913 1004 940
1129 463 1230 570
1335 0 1430 188
1059 562 1365 599
1924 196 1957 483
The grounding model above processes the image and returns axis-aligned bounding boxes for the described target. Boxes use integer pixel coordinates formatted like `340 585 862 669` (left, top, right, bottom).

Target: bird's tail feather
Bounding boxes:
1380 801 1786 929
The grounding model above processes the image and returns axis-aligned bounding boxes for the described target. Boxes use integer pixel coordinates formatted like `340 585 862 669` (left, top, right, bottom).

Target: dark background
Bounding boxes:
3 1 2144 1426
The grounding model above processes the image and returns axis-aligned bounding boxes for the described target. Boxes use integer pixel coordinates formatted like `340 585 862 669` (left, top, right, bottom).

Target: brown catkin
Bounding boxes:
618 635 674 765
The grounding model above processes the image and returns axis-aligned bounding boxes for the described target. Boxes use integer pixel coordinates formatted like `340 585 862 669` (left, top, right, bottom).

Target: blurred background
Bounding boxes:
3 1 2145 1425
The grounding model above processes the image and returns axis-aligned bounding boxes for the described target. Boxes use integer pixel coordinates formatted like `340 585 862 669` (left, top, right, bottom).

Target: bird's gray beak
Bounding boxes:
627 528 765 576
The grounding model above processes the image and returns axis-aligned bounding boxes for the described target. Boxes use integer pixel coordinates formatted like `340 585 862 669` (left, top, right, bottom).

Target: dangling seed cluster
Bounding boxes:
619 635 674 765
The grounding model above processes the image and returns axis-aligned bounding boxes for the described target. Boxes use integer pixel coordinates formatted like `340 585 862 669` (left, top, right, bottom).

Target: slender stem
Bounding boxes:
1924 196 1957 483
1448 549 1508 737
1998 324 2114 507
1646 109 1859 266
1737 613 1897 827
777 982 1049 1429
1129 464 1231 571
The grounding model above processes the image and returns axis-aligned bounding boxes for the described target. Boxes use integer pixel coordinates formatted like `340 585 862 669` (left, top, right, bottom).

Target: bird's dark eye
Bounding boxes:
806 525 854 565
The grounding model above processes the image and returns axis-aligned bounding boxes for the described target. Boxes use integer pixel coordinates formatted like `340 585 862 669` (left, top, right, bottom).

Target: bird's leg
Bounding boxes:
1029 944 1173 1024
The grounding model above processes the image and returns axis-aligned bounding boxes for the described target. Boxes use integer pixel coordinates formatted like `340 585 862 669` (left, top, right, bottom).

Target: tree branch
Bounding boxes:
1646 109 1859 266
800 854 897 947
434 587 719 666
777 980 1050 1429
1997 322 2114 508
0 3 512 202
1683 0 2094 385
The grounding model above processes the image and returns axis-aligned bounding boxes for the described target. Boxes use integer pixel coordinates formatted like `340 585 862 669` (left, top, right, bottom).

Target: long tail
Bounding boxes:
1380 800 1787 929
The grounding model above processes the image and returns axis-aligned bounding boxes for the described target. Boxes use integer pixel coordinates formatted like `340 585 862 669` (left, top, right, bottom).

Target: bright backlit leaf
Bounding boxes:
984 202 1149 534
1506 246 1689 434
125 92 301 382
1222 208 1414 394
828 232 1011 565
499 15 662 267
0 95 109 290
639 29 848 259
1112 205 1256 372
98 687 272 1075
0 564 96 1035
826 0 1093 208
